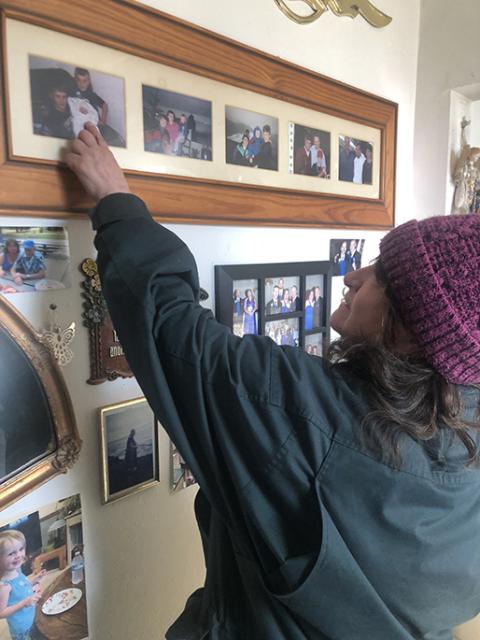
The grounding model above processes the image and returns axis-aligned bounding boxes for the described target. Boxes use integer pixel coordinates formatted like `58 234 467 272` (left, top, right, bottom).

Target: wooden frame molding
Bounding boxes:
0 0 397 228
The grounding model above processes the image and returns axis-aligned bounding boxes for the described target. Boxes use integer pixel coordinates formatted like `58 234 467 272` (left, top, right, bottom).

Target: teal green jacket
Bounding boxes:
92 194 480 640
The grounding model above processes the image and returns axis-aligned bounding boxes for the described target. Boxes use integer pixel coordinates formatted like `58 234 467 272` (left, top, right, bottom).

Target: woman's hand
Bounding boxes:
65 122 130 203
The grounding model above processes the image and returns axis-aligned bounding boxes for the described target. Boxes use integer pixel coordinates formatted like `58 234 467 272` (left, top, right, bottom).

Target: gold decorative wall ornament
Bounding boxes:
273 0 392 27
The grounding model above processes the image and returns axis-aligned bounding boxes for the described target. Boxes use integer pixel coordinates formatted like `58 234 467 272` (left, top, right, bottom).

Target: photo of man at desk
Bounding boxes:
0 228 72 294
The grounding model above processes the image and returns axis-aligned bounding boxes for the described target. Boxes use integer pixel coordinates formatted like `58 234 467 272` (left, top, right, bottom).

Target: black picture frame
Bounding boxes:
215 260 332 355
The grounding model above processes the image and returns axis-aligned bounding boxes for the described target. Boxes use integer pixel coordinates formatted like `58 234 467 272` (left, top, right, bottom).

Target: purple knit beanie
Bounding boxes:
379 214 480 384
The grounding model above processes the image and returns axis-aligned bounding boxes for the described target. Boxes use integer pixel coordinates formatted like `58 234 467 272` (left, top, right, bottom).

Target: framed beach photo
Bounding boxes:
99 397 160 504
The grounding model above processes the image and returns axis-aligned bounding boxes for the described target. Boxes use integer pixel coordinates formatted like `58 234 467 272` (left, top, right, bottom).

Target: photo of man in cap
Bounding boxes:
11 240 46 285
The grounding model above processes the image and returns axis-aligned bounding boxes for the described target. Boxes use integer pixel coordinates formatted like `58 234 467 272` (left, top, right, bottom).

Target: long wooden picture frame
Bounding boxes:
0 0 396 229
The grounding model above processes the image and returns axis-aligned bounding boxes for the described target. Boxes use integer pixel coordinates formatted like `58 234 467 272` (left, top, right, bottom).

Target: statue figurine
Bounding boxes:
452 145 480 215
452 117 480 214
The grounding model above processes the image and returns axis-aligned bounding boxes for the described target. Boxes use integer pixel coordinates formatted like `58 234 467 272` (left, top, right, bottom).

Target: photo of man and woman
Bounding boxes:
225 106 278 171
232 279 258 338
142 86 213 160
265 318 299 347
330 238 365 276
304 276 324 330
304 333 323 357
264 276 301 315
290 123 330 178
0 226 71 294
0 493 88 640
29 55 126 147
338 135 373 184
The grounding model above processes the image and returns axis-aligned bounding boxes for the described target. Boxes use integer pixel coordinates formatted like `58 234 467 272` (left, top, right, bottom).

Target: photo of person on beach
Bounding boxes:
100 398 159 503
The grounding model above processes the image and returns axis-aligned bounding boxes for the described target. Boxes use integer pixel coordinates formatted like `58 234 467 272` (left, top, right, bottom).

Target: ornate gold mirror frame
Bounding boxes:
0 295 81 509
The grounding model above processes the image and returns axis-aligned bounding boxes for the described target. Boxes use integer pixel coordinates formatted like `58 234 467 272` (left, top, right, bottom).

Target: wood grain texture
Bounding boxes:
0 0 397 228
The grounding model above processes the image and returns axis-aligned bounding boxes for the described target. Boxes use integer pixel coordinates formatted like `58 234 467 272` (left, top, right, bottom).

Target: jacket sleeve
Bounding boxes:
92 194 295 525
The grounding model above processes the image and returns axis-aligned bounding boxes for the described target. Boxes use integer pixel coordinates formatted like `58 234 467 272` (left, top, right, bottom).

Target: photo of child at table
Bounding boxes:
10 241 46 286
0 530 43 640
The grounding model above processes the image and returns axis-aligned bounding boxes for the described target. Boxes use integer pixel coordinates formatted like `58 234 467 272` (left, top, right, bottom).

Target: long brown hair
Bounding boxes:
327 260 480 468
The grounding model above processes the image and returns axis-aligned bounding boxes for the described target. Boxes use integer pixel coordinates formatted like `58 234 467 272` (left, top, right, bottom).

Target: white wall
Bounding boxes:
413 0 480 217
0 1 422 638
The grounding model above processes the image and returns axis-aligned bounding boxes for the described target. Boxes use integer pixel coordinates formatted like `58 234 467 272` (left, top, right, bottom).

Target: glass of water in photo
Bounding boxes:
265 318 299 347
305 275 324 330
264 275 300 315
232 279 258 338
304 333 323 357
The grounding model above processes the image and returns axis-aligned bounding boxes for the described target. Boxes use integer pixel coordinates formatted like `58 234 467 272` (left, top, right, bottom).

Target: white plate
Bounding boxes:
42 588 82 615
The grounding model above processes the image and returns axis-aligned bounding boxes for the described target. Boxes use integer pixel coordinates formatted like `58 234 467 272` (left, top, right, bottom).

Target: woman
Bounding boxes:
67 123 480 639
242 288 257 335
0 239 20 277
232 134 251 166
334 239 349 276
304 287 315 330
232 288 242 316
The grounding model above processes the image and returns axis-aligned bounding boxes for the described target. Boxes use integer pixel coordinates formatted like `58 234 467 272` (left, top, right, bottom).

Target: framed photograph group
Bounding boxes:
0 0 396 228
215 260 331 356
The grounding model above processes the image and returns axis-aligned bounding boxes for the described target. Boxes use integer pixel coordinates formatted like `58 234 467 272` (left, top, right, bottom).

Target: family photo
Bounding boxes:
29 55 126 147
232 279 259 338
330 238 365 276
290 123 330 178
264 276 301 315
0 226 71 294
0 494 88 640
338 135 373 184
265 318 299 347
142 86 213 160
100 398 159 503
225 106 278 171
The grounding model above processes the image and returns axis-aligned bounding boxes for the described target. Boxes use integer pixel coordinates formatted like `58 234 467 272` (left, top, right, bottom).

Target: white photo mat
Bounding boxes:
6 18 381 199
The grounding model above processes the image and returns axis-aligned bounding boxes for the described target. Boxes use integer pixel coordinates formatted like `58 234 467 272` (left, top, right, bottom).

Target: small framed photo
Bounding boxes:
330 238 365 277
264 275 301 315
170 441 197 492
289 123 330 178
142 85 213 160
304 275 325 330
99 397 159 504
232 278 259 338
225 106 278 171
265 318 299 347
304 333 323 357
338 135 373 185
